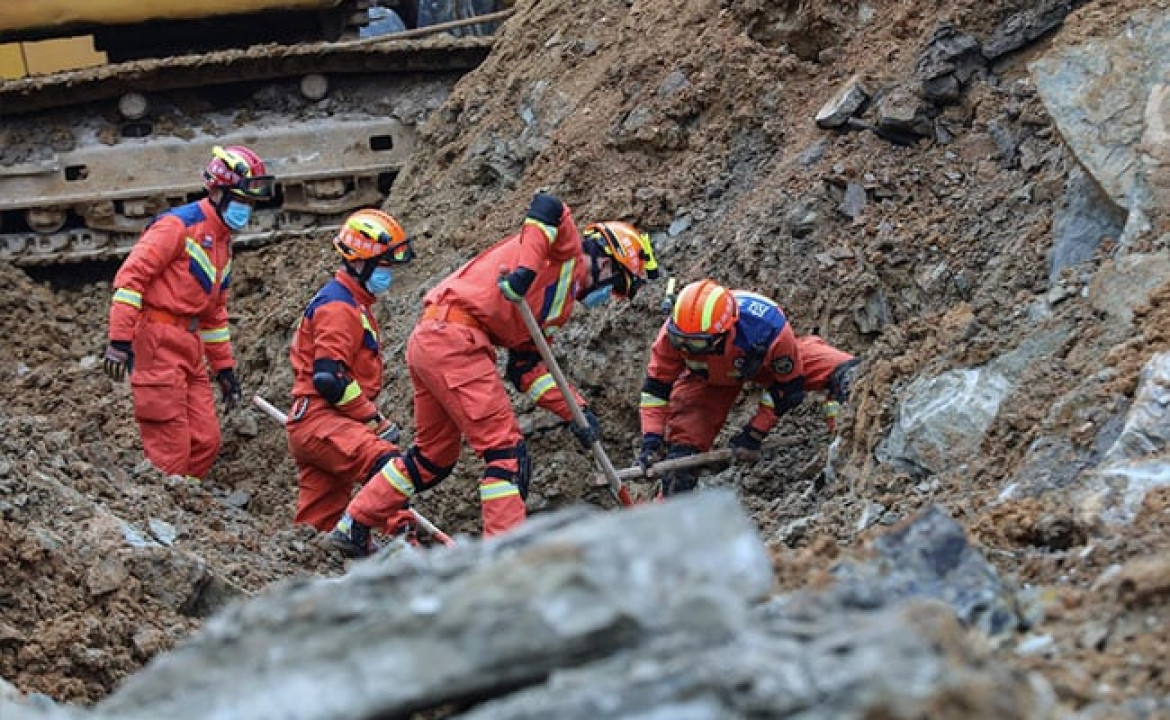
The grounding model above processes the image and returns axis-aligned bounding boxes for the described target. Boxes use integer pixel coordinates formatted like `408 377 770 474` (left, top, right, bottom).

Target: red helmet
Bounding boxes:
202 145 275 201
666 279 738 354
582 221 659 299
333 209 414 264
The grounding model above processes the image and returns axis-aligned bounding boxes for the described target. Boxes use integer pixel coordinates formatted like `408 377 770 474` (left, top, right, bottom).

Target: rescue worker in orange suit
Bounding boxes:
329 192 658 554
102 145 275 482
286 209 416 539
637 279 856 496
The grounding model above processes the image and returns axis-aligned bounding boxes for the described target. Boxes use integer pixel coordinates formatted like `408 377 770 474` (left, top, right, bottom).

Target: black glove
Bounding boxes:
828 358 860 403
368 413 402 444
498 267 537 302
102 341 134 382
637 432 665 470
215 368 242 411
570 408 601 449
729 426 766 462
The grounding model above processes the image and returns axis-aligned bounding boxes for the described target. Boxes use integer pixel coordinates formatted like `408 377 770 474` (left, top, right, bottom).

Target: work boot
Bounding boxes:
328 513 375 558
385 512 420 548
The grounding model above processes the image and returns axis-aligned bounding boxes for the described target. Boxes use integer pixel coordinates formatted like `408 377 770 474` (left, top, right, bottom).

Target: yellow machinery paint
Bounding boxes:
0 37 106 78
0 0 340 78
0 1 339 32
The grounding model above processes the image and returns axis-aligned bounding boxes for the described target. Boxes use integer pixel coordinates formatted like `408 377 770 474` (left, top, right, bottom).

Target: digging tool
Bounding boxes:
660 276 678 314
509 298 634 507
250 394 456 547
594 436 803 486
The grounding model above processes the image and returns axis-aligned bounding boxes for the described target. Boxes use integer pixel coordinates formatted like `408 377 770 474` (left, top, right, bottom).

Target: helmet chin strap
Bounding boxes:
580 242 615 299
344 259 377 287
211 189 230 220
583 237 604 287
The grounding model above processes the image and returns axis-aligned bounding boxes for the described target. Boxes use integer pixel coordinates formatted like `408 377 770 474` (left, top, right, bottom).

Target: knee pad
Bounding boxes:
483 441 531 500
516 442 531 500
402 446 454 493
369 451 400 477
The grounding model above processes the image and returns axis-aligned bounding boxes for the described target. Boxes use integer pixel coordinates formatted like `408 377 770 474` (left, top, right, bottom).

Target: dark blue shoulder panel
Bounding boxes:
304 280 357 320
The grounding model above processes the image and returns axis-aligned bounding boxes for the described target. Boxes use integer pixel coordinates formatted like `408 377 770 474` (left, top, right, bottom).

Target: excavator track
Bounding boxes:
0 33 496 267
0 35 494 117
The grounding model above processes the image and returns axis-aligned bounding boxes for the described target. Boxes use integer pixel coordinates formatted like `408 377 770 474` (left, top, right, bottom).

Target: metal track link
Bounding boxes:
0 35 494 117
1 118 413 266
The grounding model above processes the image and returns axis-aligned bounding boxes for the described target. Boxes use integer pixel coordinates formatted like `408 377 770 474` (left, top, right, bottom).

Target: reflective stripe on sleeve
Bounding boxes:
199 326 230 344
523 217 557 243
337 379 363 406
113 288 142 309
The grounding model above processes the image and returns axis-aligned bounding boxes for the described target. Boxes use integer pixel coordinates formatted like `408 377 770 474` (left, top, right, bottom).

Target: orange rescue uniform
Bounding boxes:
640 290 806 451
641 295 858 452
286 270 405 531
797 335 856 397
347 204 590 536
108 198 236 479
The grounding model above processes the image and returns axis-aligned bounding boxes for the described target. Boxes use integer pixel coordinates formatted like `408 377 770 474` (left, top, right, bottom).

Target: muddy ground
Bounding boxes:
0 0 1166 715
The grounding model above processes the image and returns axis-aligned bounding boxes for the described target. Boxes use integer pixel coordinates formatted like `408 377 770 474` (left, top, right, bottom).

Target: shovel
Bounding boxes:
250 394 457 547
509 298 635 507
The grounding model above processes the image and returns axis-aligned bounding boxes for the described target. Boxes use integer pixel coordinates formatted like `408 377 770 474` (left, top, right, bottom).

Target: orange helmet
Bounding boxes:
582 221 659 299
333 209 414 264
202 145 275 202
666 279 738 354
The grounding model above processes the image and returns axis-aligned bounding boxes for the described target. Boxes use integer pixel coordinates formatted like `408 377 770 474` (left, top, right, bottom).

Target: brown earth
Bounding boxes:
1 0 1167 715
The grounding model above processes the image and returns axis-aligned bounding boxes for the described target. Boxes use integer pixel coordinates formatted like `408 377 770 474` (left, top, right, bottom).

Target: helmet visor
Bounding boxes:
377 236 416 265
666 326 725 355
612 268 643 300
231 175 276 201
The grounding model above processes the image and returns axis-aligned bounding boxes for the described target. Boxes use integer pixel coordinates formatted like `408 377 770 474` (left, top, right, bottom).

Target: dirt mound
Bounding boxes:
1 0 1166 713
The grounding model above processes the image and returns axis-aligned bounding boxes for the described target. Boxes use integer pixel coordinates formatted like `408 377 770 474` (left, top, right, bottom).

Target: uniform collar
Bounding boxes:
198 198 231 235
335 269 376 305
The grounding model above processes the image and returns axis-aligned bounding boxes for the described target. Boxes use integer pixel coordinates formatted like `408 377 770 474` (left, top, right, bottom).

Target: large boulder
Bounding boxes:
3 495 1055 719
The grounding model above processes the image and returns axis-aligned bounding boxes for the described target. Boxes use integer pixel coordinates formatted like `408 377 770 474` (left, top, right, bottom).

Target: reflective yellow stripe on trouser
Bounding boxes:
379 460 415 499
525 373 556 403
479 480 520 503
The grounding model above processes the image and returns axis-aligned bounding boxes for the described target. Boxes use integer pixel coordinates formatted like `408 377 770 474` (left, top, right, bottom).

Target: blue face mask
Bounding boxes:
580 284 613 309
366 266 393 295
222 200 252 230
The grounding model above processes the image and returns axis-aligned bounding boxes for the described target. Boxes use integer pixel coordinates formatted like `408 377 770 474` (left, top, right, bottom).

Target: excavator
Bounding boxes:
0 1 504 266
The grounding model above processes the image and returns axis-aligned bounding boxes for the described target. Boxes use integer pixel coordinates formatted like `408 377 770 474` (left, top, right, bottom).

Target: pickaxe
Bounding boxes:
509 296 635 507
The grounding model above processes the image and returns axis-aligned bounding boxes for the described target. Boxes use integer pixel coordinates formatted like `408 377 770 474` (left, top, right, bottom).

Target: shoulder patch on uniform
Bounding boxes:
771 355 794 376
